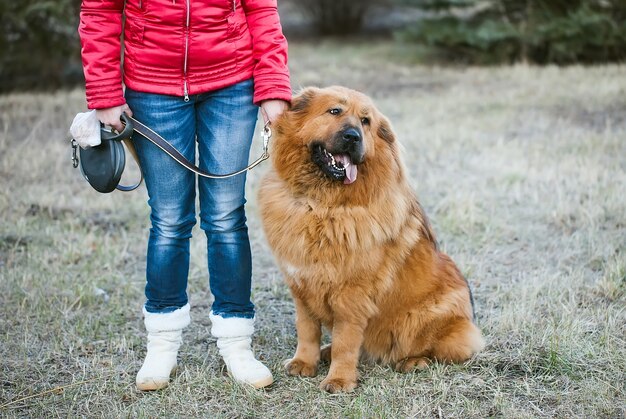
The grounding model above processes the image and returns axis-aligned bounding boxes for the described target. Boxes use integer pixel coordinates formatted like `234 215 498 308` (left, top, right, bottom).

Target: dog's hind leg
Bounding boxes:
393 319 483 372
394 356 431 373
431 319 485 364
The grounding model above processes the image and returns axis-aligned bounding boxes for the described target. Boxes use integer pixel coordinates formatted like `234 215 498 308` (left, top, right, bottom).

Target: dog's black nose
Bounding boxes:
342 127 361 143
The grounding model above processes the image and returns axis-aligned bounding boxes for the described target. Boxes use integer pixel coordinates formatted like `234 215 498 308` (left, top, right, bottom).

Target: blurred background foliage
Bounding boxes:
0 0 83 93
0 0 624 93
397 0 626 64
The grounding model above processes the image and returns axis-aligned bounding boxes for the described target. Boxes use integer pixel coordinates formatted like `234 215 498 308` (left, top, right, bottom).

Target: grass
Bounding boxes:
1 39 625 417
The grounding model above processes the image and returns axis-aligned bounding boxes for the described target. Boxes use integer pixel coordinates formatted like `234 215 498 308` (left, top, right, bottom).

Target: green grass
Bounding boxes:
1 40 625 417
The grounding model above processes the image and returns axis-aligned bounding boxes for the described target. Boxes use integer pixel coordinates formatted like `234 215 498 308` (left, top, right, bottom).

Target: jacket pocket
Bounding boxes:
227 7 246 39
127 19 145 44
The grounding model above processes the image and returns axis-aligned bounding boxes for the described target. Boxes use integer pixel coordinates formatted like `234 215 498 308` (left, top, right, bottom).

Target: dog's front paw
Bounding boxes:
320 376 357 393
284 358 318 377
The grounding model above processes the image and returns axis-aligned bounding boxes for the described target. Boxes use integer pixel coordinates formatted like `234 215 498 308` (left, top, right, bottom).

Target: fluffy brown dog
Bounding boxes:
258 86 485 393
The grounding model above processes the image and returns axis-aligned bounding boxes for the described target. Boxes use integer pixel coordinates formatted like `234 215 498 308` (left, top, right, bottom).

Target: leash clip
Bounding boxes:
262 121 271 159
71 139 79 168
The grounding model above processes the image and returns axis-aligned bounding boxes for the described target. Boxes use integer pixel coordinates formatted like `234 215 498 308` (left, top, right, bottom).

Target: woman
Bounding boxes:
78 0 291 390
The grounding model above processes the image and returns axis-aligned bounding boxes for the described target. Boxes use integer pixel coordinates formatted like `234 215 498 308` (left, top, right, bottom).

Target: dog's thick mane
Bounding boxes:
270 105 438 253
260 171 438 270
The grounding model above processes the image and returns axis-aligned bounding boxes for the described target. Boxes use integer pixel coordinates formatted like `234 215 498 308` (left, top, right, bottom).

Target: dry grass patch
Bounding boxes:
1 40 624 417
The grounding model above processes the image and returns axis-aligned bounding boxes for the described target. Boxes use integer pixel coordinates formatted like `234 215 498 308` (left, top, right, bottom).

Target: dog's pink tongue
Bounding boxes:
335 154 358 185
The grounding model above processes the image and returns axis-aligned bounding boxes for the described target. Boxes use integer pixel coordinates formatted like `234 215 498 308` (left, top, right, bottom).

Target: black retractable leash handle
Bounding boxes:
72 113 142 193
71 113 271 193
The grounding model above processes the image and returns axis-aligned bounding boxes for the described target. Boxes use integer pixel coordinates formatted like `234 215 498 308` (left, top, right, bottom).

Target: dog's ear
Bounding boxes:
377 116 396 143
290 87 319 113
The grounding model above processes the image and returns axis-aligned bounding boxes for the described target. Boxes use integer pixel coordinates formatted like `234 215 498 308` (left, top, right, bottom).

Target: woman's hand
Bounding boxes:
260 99 289 125
96 103 133 132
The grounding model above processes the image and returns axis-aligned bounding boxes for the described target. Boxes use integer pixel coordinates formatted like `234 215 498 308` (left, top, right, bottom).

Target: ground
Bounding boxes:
0 40 625 418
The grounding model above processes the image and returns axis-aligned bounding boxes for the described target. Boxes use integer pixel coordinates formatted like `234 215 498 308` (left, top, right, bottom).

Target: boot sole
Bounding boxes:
249 375 274 389
136 379 170 391
136 366 177 391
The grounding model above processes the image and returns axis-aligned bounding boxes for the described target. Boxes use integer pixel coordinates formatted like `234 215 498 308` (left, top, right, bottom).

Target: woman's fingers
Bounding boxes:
96 104 132 132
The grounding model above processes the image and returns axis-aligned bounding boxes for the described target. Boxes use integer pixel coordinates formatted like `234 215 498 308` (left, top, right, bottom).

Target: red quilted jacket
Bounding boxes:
79 0 291 109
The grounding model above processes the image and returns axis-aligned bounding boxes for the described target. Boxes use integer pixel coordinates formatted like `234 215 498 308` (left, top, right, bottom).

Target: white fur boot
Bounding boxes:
136 303 191 391
210 311 273 388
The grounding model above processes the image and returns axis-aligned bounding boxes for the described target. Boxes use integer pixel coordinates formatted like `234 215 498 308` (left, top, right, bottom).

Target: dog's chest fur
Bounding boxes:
261 181 424 325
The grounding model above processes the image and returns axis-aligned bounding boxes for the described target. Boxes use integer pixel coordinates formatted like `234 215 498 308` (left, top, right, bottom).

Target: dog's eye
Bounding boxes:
361 117 370 126
328 108 342 116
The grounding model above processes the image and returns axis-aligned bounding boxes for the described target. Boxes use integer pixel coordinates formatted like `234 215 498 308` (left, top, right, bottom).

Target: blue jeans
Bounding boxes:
125 79 257 318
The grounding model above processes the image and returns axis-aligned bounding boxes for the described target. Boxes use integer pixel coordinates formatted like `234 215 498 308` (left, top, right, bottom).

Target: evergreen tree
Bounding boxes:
295 0 387 36
400 0 626 64
1 0 82 92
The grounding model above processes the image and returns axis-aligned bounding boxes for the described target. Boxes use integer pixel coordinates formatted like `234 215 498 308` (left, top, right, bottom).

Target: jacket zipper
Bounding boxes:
183 0 190 101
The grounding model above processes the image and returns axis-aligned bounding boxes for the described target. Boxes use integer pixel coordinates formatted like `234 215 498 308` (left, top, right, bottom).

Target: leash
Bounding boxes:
73 116 271 192
116 136 143 191
128 116 271 180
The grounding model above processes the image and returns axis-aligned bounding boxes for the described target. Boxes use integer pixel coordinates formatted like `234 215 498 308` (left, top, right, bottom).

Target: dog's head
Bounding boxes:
272 86 402 199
